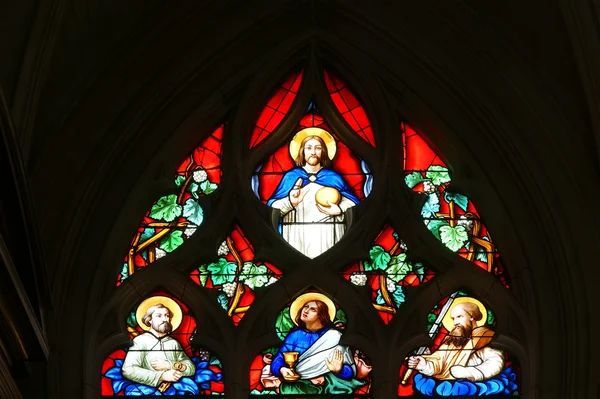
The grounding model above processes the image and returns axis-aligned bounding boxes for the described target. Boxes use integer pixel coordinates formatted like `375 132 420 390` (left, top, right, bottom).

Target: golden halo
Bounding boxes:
289 127 337 161
289 292 336 326
442 296 488 332
135 296 183 332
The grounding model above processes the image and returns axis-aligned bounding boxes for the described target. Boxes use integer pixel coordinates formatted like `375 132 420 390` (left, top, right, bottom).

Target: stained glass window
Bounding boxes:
252 104 373 258
119 125 224 285
190 225 282 325
249 291 372 396
250 70 304 148
342 224 435 324
402 123 509 287
101 294 224 396
398 291 519 397
105 61 523 398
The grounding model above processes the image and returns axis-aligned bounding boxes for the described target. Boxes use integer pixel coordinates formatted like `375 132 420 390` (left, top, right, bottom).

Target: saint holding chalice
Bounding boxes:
265 293 369 395
267 128 360 258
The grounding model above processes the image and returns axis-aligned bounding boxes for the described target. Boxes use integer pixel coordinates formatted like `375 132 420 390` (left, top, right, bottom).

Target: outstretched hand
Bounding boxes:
325 349 344 374
317 201 342 216
289 178 307 207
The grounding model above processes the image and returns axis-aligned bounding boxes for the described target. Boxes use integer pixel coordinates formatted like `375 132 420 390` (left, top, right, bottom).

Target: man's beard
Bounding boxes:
153 321 173 334
443 323 473 347
306 155 321 166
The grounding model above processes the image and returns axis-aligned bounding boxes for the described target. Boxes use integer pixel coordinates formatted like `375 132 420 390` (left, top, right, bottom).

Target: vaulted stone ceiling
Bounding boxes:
1 1 599 397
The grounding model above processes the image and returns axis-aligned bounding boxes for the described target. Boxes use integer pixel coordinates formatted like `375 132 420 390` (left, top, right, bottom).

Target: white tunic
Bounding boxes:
271 182 355 258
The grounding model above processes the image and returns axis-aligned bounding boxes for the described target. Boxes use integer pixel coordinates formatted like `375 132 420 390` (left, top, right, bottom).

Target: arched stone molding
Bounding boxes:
41 5 592 397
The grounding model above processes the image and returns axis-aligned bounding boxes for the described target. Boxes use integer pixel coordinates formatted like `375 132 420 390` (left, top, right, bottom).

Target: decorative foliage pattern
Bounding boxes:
101 294 224 396
398 291 519 397
402 123 509 287
324 69 375 146
252 105 373 205
342 225 435 324
118 125 224 285
250 70 304 148
190 225 282 325
249 291 372 397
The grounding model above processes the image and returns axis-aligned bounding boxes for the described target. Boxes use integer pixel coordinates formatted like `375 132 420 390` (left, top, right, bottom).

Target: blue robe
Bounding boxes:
267 168 359 206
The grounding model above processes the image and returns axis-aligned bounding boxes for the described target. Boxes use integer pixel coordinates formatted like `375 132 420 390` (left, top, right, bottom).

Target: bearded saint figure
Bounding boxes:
407 301 504 382
267 128 359 258
121 300 195 388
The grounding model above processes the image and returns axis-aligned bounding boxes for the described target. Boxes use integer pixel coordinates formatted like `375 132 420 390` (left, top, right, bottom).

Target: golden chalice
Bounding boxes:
282 351 301 382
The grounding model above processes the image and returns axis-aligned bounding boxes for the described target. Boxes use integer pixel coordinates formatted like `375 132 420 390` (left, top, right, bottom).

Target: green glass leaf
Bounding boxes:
386 253 411 283
120 263 129 280
427 313 437 323
426 219 450 240
159 230 184 253
216 292 229 310
206 258 237 285
404 171 425 188
414 262 425 282
197 264 209 286
421 194 440 218
200 180 218 195
209 356 222 367
262 347 278 356
126 311 137 328
140 227 155 244
439 225 469 252
374 289 386 305
183 198 204 225
239 262 268 289
367 245 391 271
392 285 406 307
149 194 182 222
444 191 469 211
174 175 186 187
275 306 294 340
425 165 451 186
188 181 199 198
334 309 347 325
487 309 495 325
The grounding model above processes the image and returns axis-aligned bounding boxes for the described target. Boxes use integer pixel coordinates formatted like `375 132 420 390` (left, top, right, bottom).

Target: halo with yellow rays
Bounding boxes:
442 296 488 332
289 127 337 161
135 295 183 332
289 292 336 326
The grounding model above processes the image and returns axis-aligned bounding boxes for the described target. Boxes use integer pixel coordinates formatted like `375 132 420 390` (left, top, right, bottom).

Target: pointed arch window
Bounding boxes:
97 59 523 398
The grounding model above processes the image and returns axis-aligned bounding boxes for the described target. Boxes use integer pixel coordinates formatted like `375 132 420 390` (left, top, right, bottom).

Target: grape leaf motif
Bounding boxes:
206 258 237 285
405 171 425 189
159 230 184 252
421 194 440 218
364 245 391 271
386 253 411 283
425 165 451 186
183 198 203 225
439 225 469 252
444 191 469 212
239 262 269 289
275 306 294 340
150 194 182 222
426 220 450 240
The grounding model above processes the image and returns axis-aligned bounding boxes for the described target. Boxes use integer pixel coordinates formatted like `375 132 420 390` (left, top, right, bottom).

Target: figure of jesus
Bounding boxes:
267 128 359 258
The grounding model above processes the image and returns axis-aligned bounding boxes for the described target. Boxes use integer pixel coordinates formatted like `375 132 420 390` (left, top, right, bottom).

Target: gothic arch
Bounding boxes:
43 7 589 398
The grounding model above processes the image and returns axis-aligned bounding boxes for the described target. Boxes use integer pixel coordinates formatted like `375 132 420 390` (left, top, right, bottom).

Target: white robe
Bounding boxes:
121 332 195 387
271 182 355 258
294 329 356 379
